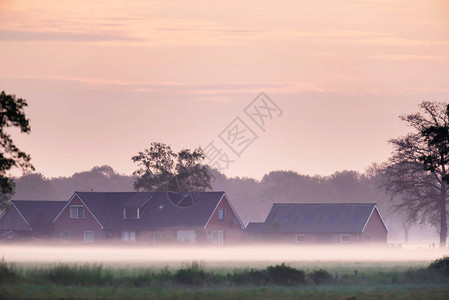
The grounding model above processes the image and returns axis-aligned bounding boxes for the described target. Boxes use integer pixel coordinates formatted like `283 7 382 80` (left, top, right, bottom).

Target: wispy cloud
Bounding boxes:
0 30 141 42
0 74 386 98
354 36 449 47
0 74 289 96
368 54 448 62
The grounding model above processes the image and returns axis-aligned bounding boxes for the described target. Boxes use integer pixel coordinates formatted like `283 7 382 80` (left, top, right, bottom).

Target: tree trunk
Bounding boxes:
440 197 447 248
440 180 447 248
403 225 410 243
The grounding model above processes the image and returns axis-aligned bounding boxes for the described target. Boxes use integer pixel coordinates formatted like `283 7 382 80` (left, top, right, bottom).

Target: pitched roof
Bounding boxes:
245 222 269 233
68 191 228 230
1 200 66 230
245 203 381 234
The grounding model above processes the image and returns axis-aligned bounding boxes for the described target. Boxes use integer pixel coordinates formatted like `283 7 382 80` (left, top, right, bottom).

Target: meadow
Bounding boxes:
0 245 448 299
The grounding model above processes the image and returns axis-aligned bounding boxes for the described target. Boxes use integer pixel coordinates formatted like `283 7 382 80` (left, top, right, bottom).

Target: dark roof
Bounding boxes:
12 200 66 228
70 191 228 230
245 222 269 233
121 193 152 208
245 203 379 234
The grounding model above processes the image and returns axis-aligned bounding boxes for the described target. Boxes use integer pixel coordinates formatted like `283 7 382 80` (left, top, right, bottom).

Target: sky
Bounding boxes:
1 0 448 180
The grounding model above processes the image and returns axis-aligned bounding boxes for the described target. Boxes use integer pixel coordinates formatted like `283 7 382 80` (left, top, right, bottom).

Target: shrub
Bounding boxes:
266 263 305 285
428 256 449 277
231 268 268 285
0 260 18 284
174 262 208 285
231 264 305 286
309 269 334 285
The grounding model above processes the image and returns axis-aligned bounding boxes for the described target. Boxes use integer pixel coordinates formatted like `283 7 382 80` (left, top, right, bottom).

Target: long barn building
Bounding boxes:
245 203 388 244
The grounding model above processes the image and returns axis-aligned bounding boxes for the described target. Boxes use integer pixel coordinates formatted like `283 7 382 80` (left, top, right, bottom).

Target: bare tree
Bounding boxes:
384 101 449 247
366 163 414 243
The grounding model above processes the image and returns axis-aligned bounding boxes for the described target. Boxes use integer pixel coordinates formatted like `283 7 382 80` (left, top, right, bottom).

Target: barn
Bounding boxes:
245 203 388 244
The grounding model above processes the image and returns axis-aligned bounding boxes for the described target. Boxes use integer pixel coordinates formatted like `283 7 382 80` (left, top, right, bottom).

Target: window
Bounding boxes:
84 231 95 243
295 234 305 242
123 207 140 219
176 230 196 244
154 232 167 244
365 234 371 242
122 231 136 242
60 230 71 240
70 206 84 219
340 234 350 243
218 208 226 220
210 230 224 245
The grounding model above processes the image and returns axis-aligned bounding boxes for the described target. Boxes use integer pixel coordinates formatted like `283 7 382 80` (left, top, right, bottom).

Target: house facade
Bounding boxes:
245 203 388 244
52 191 244 245
0 200 66 240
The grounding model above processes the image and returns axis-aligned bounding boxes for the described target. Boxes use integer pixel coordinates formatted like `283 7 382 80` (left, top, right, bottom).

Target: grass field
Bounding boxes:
0 245 448 299
1 255 449 299
2 283 449 300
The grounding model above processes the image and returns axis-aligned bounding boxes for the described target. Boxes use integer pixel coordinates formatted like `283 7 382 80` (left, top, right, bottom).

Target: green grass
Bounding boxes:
2 283 449 300
0 257 449 299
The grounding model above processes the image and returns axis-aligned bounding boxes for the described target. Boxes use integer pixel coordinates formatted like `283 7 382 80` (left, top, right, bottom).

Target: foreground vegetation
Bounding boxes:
1 257 449 299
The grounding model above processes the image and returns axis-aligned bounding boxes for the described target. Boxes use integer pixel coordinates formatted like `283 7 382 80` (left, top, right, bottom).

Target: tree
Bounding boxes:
261 171 319 203
13 173 57 200
383 101 449 247
132 142 211 192
175 148 211 192
0 91 33 209
366 163 412 242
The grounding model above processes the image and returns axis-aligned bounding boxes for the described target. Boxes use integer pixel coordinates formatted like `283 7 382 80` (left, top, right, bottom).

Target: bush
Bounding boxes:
309 269 334 285
267 263 305 285
231 264 305 286
174 262 208 285
0 260 18 284
231 268 268 285
428 256 449 277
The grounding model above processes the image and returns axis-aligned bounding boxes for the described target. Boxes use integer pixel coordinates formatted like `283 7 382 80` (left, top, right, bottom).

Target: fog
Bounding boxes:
1 245 447 268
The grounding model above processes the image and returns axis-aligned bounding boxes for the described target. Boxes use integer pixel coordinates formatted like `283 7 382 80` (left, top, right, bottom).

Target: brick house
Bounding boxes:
52 191 244 244
0 200 66 240
245 203 388 244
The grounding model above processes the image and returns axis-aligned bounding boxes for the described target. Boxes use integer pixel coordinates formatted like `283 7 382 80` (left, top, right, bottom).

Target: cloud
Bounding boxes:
0 30 141 42
368 54 448 62
353 36 449 47
155 27 267 34
0 74 289 96
0 74 385 98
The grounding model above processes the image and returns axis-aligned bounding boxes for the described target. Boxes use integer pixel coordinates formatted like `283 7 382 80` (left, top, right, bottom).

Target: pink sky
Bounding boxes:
1 0 448 179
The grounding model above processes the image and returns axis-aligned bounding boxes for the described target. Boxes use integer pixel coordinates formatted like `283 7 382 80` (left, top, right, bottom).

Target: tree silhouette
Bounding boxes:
384 101 449 247
0 91 34 208
132 142 211 192
13 173 57 200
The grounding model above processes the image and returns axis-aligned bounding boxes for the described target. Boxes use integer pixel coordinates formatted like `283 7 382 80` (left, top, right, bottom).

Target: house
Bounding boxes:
52 191 244 244
245 203 388 244
0 200 66 240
